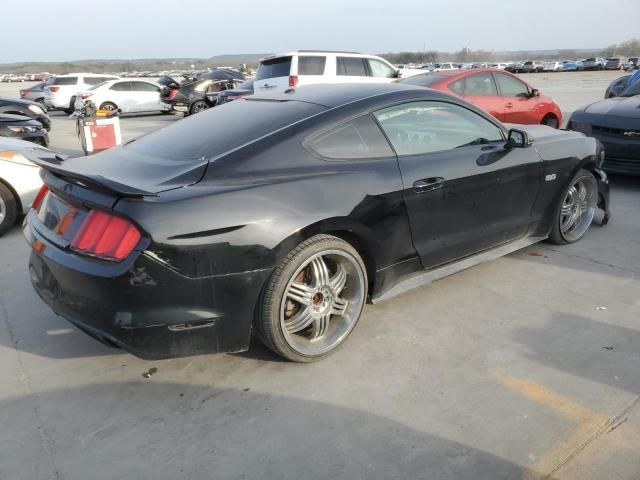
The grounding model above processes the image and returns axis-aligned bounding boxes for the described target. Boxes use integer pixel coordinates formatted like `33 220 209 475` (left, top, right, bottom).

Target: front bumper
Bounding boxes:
24 211 272 359
593 135 640 176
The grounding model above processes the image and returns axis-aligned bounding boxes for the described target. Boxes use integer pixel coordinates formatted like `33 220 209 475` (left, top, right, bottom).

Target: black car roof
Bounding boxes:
0 113 39 123
0 96 40 107
249 83 451 108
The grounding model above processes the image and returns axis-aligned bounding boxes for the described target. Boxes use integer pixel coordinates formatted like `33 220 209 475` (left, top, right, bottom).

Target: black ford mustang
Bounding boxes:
569 79 640 175
24 84 610 362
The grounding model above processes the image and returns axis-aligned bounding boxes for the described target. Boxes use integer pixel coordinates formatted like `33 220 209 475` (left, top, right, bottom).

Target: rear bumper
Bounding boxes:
24 211 271 359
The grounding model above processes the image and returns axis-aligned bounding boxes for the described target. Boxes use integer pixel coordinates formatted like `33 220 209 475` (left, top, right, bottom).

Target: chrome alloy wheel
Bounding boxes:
0 196 6 224
560 175 597 242
280 250 366 356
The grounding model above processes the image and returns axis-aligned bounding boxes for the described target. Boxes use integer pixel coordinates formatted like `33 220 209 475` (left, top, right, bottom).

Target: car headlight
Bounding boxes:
8 126 39 133
568 121 592 135
27 104 45 115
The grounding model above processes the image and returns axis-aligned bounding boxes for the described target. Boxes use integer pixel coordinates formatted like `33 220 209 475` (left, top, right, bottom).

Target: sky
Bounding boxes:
2 0 639 63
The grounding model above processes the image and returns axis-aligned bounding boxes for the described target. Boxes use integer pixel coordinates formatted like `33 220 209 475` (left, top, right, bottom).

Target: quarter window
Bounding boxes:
495 73 530 97
449 73 498 96
298 56 326 75
337 57 368 76
110 82 131 91
373 101 504 156
305 115 394 159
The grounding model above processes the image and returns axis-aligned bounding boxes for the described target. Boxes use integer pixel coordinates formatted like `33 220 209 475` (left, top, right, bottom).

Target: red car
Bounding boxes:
399 69 562 128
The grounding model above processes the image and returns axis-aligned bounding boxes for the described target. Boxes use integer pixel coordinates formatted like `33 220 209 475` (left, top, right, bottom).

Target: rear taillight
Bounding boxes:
48 86 60 92
80 93 92 100
168 89 177 101
70 210 141 261
289 75 298 87
20 90 27 97
32 185 48 211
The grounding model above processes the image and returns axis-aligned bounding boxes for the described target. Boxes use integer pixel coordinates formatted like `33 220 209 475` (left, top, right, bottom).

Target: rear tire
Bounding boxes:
541 114 559 129
255 234 368 362
189 100 208 115
0 183 18 237
99 102 118 112
549 169 597 245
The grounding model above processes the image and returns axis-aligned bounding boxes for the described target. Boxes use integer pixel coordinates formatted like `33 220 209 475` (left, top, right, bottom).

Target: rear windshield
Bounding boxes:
51 77 78 85
255 57 292 80
398 74 448 87
585 58 595 62
126 99 325 161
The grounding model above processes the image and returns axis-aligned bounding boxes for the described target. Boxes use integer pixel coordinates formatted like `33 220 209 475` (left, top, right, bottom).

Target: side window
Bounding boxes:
85 77 107 86
305 115 394 160
495 74 530 97
373 101 504 156
337 57 368 76
368 59 396 78
52 77 78 86
449 73 498 96
298 56 326 75
130 81 159 92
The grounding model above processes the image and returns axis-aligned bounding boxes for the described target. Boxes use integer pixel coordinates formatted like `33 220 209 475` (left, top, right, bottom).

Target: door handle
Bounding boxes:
413 177 444 193
505 102 514 108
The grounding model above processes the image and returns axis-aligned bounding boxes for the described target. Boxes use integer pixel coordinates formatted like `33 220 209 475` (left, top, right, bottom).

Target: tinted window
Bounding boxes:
110 82 131 91
51 77 78 85
255 57 292 80
495 74 530 97
399 74 448 87
621 79 640 97
337 57 368 76
127 99 325 161
449 73 498 96
373 101 503 156
305 115 394 160
298 56 326 75
368 59 396 78
130 81 159 92
85 77 112 86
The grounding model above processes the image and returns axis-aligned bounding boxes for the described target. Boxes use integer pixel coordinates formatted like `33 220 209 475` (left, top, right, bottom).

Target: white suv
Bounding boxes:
253 51 399 93
44 73 120 112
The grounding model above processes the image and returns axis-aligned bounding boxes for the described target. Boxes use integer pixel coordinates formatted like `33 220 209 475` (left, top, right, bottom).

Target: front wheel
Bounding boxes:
549 169 598 244
541 115 559 129
99 102 118 112
0 183 18 237
256 234 368 362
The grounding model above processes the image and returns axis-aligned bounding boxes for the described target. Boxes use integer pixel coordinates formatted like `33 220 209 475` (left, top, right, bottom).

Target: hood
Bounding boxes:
504 123 583 142
0 96 41 108
582 96 640 118
0 113 41 125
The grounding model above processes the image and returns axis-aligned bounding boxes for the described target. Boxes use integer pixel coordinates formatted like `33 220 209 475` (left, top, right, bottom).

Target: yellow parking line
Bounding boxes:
494 371 610 480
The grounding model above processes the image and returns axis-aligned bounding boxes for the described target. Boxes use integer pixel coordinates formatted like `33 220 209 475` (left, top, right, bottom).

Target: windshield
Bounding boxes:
126 98 325 161
398 74 449 87
621 79 640 97
255 57 292 80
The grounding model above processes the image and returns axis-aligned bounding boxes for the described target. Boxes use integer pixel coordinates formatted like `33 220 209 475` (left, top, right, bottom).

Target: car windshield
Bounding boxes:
620 79 640 97
255 57 292 80
398 74 448 87
89 82 108 90
125 98 325 161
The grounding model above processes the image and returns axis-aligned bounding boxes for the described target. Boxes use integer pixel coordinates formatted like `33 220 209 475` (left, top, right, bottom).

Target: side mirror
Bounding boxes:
530 88 540 98
507 129 531 148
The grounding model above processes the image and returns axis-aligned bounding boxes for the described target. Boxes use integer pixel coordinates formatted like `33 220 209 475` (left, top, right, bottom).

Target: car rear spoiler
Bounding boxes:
24 151 158 198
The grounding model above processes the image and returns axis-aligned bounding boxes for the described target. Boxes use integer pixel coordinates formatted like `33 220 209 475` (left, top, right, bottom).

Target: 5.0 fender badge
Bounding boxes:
545 174 557 181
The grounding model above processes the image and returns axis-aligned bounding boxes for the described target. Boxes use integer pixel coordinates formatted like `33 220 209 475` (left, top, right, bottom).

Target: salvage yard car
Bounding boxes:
0 138 54 235
0 97 51 131
78 79 171 114
254 50 400 93
24 83 610 362
568 78 640 175
0 114 49 147
170 69 245 115
398 69 563 127
44 73 119 113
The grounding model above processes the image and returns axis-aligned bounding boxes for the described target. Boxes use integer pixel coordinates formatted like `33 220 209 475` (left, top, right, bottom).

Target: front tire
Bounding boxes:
256 234 368 362
549 169 598 245
99 101 118 112
0 183 18 237
541 114 559 129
